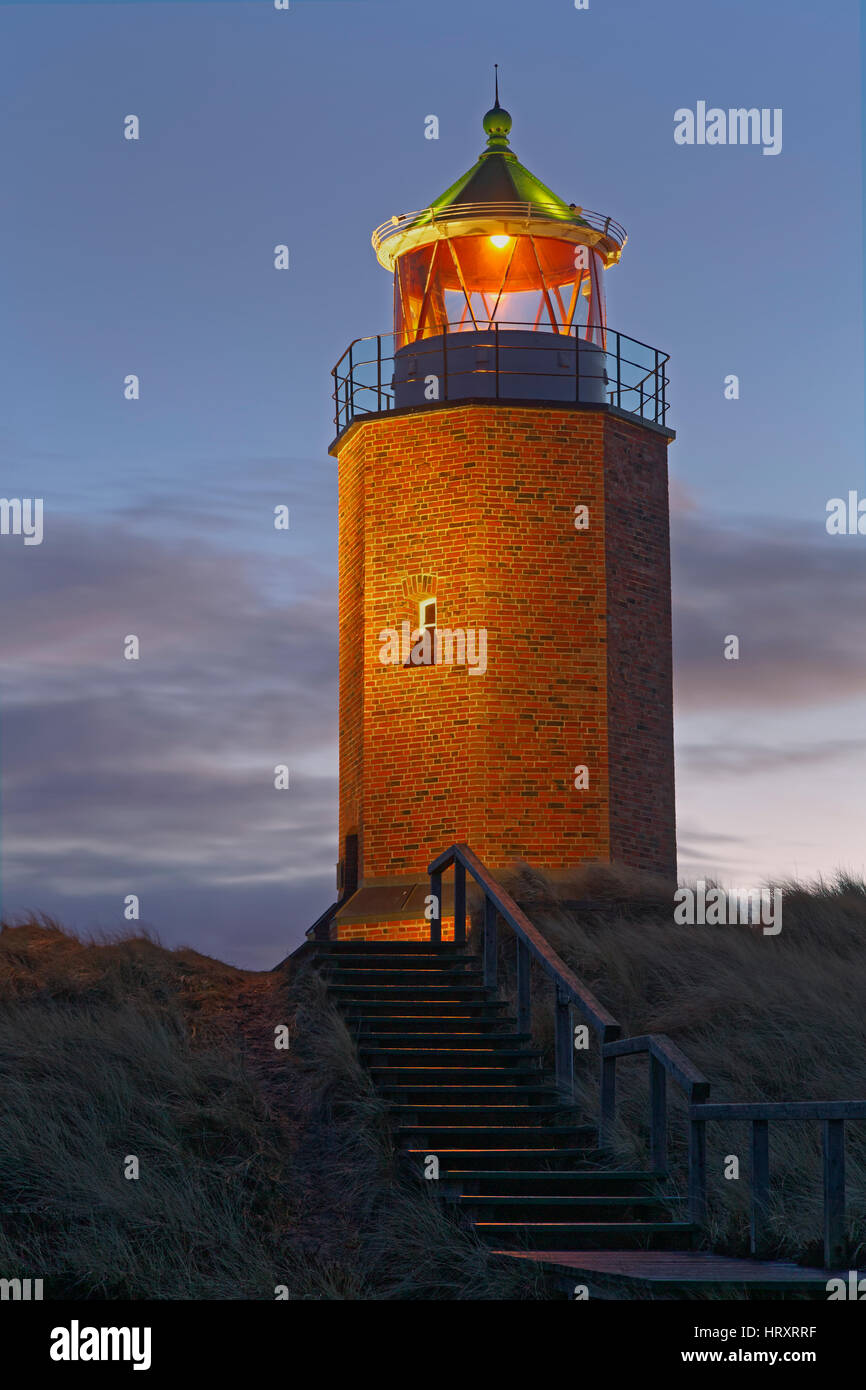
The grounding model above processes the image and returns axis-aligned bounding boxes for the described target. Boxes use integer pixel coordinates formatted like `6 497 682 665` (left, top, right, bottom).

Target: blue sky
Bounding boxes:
0 0 863 966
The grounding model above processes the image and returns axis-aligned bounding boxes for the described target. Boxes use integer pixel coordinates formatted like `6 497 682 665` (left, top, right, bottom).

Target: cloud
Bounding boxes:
678 738 866 778
672 514 866 712
0 517 338 965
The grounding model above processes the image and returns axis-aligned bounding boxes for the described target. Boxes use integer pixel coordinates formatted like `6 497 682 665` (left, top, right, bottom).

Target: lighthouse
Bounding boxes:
328 82 676 941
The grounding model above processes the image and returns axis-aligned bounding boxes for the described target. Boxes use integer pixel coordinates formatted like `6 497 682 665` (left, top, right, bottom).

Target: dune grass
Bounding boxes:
0 918 543 1300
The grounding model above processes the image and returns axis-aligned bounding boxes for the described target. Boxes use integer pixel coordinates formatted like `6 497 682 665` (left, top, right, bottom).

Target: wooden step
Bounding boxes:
370 1067 545 1085
458 1194 680 1221
326 942 460 954
338 1001 510 1016
475 1221 699 1251
361 1048 542 1069
401 1148 605 1170
323 969 483 987
379 1085 560 1105
395 1125 597 1148
445 1170 666 1195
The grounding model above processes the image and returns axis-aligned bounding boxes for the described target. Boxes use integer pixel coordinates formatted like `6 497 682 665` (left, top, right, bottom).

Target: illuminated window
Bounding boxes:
404 597 437 668
419 597 437 637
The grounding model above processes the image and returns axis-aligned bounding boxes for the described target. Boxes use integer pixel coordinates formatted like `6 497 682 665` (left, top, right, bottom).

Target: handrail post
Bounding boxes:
453 860 466 947
823 1119 846 1269
377 335 382 409
750 1118 770 1258
516 937 531 1035
554 986 572 1097
600 1051 616 1150
429 869 442 946
689 1114 707 1228
483 895 498 990
494 322 499 399
650 1054 667 1173
654 348 660 423
615 332 621 409
442 321 448 401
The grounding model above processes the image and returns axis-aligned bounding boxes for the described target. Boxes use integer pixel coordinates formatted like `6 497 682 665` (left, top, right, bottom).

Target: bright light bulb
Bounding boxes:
489 235 510 249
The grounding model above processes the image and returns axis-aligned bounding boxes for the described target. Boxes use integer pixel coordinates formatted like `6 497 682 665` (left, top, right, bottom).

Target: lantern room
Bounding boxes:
370 78 627 406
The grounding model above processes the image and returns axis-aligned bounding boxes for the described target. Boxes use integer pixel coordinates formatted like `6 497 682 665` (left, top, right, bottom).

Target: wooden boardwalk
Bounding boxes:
497 1249 847 1292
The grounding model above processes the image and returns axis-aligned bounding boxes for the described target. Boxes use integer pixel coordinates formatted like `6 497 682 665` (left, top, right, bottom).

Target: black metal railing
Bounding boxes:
332 322 670 436
428 843 865 1270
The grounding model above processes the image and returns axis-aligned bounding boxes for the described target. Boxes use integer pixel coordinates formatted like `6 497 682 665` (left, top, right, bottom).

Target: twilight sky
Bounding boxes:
0 0 863 967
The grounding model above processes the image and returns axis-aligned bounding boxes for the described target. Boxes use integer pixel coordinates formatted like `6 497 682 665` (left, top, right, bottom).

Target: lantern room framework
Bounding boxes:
334 91 668 434
372 85 625 351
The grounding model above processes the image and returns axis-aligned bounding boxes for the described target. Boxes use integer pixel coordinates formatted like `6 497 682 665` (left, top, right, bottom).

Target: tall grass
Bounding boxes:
0 919 543 1300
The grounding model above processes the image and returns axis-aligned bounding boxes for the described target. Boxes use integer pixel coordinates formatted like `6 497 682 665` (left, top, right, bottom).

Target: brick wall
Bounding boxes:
335 401 675 898
330 917 456 942
604 415 677 874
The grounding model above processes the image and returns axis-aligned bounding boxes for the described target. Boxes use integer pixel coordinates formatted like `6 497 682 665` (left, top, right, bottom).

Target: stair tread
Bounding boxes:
443 1169 667 1181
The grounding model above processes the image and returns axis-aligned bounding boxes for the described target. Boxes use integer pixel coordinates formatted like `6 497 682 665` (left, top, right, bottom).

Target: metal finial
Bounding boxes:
494 64 500 108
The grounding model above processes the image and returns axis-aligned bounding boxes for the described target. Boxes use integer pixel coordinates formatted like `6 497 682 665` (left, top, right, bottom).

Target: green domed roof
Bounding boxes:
415 97 578 227
371 76 627 271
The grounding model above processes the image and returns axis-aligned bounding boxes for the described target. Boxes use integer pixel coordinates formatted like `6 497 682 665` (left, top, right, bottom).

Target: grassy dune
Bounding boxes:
0 920 541 1300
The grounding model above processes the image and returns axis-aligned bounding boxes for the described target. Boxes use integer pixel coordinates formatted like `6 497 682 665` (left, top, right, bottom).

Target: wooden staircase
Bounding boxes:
311 939 838 1294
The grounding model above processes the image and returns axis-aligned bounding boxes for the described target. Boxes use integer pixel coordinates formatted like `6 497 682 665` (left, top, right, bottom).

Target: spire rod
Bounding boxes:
494 63 500 108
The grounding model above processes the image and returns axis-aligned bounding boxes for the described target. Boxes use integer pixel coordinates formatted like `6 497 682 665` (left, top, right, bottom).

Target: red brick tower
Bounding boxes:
329 88 676 940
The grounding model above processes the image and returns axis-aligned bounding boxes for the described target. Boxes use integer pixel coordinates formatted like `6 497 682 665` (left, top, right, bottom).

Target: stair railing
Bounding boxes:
427 843 865 1269
428 843 621 1111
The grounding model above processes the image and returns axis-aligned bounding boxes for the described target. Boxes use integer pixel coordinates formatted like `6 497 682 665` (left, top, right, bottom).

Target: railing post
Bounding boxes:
453 861 466 947
483 895 497 990
516 937 531 1036
650 1054 667 1173
599 1050 616 1150
429 869 442 946
442 320 448 401
654 348 660 423
575 334 580 402
750 1118 770 1258
615 332 621 409
494 322 499 400
554 986 572 1097
689 1115 707 1227
823 1119 846 1269
377 335 382 409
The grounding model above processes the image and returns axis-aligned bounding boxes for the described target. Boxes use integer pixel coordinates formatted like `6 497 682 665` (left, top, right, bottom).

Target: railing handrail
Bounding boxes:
372 201 628 257
429 842 620 1042
692 1100 866 1122
603 1033 710 1102
332 320 669 379
331 320 672 437
425 841 865 1269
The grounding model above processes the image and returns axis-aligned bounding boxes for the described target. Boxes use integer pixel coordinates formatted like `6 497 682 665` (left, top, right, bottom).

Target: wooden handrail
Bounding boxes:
689 1101 866 1269
425 842 866 1270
